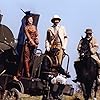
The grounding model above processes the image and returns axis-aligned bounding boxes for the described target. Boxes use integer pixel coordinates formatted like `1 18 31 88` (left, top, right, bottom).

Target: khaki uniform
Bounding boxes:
77 36 100 64
45 25 68 65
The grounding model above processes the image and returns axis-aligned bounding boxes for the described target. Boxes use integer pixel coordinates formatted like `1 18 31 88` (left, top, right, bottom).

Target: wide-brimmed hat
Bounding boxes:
85 28 93 34
51 15 61 23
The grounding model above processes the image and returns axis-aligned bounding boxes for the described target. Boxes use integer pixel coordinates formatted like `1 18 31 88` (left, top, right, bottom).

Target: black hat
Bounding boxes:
21 9 31 16
25 11 31 15
85 28 93 34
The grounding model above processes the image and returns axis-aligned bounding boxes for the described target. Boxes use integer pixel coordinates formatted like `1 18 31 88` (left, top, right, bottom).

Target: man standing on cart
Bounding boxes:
45 15 70 99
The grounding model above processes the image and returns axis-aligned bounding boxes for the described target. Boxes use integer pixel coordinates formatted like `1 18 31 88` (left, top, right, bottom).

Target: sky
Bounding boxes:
0 0 100 85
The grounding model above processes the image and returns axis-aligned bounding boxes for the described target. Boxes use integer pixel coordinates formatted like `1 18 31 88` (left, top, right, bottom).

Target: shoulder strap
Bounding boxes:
57 28 63 46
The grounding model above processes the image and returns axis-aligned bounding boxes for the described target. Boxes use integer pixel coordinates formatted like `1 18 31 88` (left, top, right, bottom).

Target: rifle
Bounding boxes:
21 9 30 15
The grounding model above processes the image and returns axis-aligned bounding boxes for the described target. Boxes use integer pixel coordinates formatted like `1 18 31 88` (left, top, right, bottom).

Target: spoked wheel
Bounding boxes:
10 88 20 100
2 90 11 100
2 88 20 100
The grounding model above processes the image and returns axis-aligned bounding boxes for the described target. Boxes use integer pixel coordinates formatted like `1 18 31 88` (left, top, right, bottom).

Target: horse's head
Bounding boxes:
79 37 92 59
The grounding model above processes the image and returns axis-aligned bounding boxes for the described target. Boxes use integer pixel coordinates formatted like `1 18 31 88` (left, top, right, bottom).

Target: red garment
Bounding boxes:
24 24 39 75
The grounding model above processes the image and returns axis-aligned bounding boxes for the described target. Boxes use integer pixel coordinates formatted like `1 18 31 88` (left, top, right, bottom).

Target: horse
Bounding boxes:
74 37 98 100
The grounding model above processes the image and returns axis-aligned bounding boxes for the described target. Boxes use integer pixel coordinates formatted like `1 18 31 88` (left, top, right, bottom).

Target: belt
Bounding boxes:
51 44 62 49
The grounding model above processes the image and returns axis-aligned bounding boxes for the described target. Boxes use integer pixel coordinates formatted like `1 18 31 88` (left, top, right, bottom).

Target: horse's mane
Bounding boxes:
76 36 98 82
79 36 92 58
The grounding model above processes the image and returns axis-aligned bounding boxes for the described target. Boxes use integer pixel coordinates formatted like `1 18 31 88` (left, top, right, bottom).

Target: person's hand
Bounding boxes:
35 38 39 45
35 44 38 48
90 48 96 54
46 47 50 52
30 39 37 47
62 48 65 52
31 41 36 46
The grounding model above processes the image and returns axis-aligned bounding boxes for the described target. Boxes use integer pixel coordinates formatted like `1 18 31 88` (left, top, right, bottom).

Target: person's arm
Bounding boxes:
35 27 39 46
90 38 99 54
45 29 52 51
77 39 82 54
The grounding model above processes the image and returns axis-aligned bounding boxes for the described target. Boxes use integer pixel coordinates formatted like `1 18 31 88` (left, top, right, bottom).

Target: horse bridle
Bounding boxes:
79 37 92 59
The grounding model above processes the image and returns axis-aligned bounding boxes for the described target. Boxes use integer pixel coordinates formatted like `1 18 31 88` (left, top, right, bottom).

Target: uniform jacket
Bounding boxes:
45 25 68 50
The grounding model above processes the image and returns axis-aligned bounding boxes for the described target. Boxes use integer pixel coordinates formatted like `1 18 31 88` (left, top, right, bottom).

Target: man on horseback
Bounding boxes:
45 15 70 99
73 28 100 83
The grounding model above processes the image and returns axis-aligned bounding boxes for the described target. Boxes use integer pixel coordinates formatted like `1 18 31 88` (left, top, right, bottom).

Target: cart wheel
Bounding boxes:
10 88 20 100
2 90 11 100
2 88 20 100
0 86 3 99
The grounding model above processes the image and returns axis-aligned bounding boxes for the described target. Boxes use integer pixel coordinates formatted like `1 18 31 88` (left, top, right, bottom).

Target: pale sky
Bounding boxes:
0 0 100 84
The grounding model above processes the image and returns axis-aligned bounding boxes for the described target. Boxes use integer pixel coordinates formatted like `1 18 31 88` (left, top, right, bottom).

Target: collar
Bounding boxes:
52 24 60 28
86 36 93 41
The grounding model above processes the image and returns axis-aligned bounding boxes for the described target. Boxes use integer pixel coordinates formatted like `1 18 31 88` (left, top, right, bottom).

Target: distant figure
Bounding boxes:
73 28 100 83
24 15 39 77
45 15 69 99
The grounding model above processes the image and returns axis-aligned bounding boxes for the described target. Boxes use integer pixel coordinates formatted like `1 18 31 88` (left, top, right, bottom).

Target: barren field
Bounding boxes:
20 90 100 100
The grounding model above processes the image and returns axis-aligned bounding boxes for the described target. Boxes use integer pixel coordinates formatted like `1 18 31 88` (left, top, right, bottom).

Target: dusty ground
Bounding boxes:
20 90 100 100
20 94 74 100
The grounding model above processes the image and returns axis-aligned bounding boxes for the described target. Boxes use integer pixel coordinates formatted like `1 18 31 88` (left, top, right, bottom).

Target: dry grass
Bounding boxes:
20 94 42 100
20 90 100 100
20 95 74 100
20 94 79 100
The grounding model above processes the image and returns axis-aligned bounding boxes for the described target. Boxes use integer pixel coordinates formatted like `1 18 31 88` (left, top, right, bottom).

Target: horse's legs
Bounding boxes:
81 83 87 99
87 83 93 98
94 79 98 99
81 83 91 100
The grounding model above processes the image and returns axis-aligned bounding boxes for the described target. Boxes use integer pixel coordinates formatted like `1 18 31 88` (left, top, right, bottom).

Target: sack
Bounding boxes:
29 79 45 96
21 77 45 96
63 84 74 96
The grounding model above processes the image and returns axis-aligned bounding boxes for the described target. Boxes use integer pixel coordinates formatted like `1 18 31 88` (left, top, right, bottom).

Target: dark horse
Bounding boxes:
74 37 98 100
